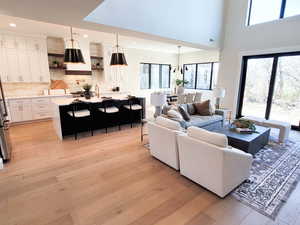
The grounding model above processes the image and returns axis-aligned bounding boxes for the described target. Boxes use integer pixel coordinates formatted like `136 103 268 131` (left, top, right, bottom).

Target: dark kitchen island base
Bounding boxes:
52 97 146 140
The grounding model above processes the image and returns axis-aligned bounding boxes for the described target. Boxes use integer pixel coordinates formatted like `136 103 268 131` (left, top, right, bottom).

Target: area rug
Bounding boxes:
232 135 300 220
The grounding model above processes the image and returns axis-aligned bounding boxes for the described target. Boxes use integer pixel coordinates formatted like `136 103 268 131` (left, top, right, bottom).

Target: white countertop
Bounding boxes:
52 94 132 106
7 94 73 100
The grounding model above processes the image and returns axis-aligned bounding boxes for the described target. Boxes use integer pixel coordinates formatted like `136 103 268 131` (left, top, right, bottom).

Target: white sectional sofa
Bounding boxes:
147 117 253 197
177 126 253 198
147 116 184 170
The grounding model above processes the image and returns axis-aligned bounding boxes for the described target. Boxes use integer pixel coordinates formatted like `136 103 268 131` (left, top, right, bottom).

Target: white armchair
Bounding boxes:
147 116 184 170
177 126 253 197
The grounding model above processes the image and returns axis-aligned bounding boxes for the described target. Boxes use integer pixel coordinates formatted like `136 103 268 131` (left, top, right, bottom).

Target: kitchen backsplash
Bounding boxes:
3 83 50 97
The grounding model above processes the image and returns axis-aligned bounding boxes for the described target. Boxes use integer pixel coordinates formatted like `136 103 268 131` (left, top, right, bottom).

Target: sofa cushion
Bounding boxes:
187 126 228 148
194 100 214 116
178 106 191 121
184 115 223 128
155 116 182 131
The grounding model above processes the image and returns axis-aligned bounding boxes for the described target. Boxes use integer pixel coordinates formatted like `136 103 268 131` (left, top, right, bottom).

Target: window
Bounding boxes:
247 0 300 26
237 52 300 130
140 63 171 89
183 62 219 90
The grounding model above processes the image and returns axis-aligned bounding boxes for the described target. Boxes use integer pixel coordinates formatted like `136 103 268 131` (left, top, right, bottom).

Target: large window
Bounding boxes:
183 62 219 90
247 0 300 26
237 52 300 130
140 63 171 89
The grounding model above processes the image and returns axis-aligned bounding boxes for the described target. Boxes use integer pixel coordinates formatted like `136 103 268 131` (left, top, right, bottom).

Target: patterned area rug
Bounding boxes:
232 134 300 220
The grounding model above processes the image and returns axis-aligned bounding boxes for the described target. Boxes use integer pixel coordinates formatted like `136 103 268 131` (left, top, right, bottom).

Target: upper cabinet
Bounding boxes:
0 33 50 83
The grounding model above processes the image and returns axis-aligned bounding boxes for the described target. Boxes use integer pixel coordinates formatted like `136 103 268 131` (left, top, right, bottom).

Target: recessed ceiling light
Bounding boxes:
83 34 88 38
9 23 16 27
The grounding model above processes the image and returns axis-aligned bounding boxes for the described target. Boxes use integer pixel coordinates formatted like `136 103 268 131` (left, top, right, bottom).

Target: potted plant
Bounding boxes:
52 60 59 68
82 84 92 99
175 79 189 94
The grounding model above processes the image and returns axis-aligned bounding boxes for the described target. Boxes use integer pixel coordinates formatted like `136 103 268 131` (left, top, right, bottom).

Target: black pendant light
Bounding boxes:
64 27 85 64
110 33 127 66
173 46 188 74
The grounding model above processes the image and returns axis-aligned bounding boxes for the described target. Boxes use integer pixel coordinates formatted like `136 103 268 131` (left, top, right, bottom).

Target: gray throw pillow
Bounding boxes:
186 103 196 115
178 106 191 121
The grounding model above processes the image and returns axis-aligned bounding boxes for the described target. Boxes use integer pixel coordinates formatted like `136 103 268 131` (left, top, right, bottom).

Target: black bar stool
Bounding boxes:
67 102 93 140
97 99 121 133
123 97 143 128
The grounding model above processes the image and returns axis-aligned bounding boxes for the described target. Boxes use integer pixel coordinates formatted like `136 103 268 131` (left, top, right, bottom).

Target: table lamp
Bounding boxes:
150 92 166 118
214 87 226 109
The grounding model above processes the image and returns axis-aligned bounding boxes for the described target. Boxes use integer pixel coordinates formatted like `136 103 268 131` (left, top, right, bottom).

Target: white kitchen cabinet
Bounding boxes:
0 33 50 83
9 99 33 122
0 36 8 82
8 95 72 123
9 101 23 123
6 48 20 82
18 50 31 82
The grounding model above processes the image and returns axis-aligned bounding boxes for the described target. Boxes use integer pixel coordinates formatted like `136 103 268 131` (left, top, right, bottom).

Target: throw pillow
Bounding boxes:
194 100 214 116
162 105 178 115
186 103 196 115
167 109 183 120
178 106 190 121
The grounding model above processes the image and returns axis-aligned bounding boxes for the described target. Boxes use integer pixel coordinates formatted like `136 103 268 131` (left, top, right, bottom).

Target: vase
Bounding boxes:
84 91 91 99
177 86 185 95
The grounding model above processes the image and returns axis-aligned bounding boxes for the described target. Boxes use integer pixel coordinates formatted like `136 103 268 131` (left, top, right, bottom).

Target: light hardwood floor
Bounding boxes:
0 121 300 225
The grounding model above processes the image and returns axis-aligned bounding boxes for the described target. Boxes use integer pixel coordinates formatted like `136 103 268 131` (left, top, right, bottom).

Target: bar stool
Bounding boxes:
67 102 93 140
186 93 196 103
123 97 143 128
97 99 121 133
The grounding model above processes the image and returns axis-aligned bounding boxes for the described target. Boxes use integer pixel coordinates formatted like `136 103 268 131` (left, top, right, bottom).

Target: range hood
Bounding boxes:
65 38 92 75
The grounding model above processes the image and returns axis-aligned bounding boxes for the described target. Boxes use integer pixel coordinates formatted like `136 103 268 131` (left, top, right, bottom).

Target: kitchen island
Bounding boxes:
52 95 146 140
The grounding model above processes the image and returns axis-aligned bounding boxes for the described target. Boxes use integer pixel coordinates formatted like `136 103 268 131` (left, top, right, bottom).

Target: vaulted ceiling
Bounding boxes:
0 0 224 50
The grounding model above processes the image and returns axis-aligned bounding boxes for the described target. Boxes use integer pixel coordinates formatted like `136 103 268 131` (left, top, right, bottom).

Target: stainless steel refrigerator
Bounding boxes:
0 78 11 161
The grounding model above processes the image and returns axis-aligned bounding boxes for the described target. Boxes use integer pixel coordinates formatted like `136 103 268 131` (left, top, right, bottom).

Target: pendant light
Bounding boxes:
173 46 188 74
64 27 85 64
110 33 127 66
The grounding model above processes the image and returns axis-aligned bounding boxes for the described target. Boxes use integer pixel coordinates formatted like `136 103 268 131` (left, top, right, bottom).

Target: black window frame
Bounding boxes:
246 0 294 26
237 51 300 131
139 63 171 89
183 62 218 90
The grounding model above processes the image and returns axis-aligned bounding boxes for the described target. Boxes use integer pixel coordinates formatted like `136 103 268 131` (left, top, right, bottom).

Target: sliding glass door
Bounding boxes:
237 52 300 130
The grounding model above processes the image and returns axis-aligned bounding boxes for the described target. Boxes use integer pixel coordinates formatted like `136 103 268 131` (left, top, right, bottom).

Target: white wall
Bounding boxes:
180 50 220 101
85 0 224 48
218 0 300 115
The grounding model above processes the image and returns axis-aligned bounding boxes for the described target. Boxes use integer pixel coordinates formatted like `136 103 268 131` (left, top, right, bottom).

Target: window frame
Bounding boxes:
246 0 291 26
140 63 171 89
183 62 218 90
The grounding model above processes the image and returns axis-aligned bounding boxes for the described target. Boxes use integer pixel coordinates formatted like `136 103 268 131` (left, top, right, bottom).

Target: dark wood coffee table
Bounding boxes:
213 125 270 155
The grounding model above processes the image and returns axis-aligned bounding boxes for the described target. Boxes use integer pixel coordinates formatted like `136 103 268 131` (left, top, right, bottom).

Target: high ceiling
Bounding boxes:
0 0 223 51
0 14 201 54
86 0 224 49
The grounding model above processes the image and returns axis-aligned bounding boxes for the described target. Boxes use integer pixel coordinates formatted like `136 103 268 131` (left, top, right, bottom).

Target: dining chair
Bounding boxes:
123 97 143 128
186 93 196 103
194 92 202 103
177 94 186 104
